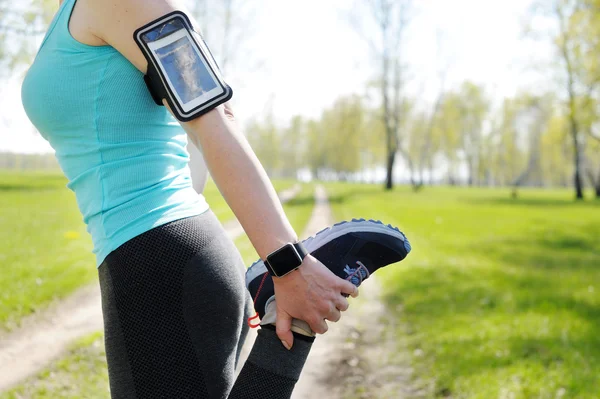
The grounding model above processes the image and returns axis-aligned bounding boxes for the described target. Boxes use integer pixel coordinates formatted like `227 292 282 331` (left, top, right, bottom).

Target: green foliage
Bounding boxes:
327 183 600 398
542 115 573 187
434 82 490 185
247 95 383 178
246 112 281 176
316 95 367 175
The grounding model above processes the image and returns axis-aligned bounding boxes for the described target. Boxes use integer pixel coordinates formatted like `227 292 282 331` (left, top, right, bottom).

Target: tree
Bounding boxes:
556 1 586 198
300 95 371 179
246 111 281 177
279 115 305 178
350 0 412 190
541 114 572 187
436 82 489 186
490 97 524 186
509 94 555 196
573 0 600 197
0 0 55 75
530 0 600 199
403 106 427 189
305 118 327 179
436 93 463 184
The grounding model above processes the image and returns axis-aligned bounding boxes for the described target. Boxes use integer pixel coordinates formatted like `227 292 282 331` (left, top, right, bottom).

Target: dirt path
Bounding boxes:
0 185 301 392
238 185 420 399
290 184 343 399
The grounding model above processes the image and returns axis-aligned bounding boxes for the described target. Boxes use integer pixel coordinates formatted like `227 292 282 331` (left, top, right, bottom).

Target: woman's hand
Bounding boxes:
272 254 359 349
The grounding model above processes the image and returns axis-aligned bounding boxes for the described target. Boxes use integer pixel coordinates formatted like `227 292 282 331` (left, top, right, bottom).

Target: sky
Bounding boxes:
0 0 554 154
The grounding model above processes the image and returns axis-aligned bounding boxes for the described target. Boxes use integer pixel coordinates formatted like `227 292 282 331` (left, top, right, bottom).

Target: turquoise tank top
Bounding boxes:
21 0 209 267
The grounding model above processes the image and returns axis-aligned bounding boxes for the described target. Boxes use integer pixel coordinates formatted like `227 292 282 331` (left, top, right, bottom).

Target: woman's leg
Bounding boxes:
99 211 313 399
228 327 314 399
99 211 252 398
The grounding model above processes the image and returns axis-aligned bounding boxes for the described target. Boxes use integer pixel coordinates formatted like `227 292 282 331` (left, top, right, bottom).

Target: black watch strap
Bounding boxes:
292 241 308 259
265 242 308 277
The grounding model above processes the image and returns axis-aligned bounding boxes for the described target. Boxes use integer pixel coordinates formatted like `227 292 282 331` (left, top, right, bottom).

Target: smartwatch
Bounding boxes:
265 242 308 277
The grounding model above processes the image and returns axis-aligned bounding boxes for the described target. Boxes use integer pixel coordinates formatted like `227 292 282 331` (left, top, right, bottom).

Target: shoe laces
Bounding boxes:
345 260 370 287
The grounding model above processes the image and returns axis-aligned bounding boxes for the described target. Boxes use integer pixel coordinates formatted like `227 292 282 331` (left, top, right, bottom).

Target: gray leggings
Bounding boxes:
99 211 313 399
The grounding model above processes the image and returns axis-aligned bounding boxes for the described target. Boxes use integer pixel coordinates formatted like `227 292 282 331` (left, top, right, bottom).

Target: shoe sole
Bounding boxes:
245 218 410 287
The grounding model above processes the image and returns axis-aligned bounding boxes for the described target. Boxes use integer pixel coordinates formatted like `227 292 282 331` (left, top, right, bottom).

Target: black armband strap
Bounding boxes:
144 65 167 106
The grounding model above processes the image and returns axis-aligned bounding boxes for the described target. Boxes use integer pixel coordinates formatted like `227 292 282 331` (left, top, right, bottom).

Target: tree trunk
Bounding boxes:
595 163 600 199
572 154 584 199
466 158 473 186
385 151 395 190
569 112 584 200
384 115 396 190
428 160 434 185
559 8 584 200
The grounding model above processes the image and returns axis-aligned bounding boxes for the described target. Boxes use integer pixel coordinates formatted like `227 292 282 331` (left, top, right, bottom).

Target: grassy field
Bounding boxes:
326 183 600 399
2 178 313 399
0 171 296 332
5 177 598 398
0 171 97 332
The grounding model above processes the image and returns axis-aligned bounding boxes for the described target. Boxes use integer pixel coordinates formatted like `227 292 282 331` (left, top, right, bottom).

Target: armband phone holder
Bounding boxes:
134 11 233 121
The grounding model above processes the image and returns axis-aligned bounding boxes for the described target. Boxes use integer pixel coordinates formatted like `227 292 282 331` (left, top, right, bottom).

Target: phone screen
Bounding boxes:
143 22 224 113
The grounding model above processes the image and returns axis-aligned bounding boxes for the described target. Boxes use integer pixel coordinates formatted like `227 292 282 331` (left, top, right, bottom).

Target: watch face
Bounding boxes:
266 243 303 277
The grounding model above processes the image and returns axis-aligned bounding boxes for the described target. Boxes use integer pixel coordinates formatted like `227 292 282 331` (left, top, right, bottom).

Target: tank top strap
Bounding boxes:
42 0 112 53
37 0 76 53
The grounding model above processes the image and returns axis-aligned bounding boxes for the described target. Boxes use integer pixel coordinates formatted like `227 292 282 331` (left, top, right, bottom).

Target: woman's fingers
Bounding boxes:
275 307 294 350
326 307 342 323
335 296 350 312
339 278 359 298
309 317 329 334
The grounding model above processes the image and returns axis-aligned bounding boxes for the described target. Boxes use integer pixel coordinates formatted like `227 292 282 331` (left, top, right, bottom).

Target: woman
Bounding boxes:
21 0 357 397
21 0 411 397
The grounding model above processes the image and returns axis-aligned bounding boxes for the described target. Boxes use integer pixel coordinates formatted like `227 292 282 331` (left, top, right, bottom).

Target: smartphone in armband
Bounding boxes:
134 11 233 122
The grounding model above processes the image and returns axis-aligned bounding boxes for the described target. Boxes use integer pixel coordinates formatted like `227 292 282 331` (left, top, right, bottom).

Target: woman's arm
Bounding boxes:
183 104 296 259
88 0 357 349
182 103 358 346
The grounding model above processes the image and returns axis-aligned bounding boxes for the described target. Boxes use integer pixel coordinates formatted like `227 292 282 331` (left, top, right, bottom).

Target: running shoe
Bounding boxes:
246 219 411 325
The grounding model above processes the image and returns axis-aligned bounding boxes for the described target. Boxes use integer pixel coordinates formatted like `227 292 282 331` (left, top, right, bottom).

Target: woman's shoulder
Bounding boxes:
85 0 185 73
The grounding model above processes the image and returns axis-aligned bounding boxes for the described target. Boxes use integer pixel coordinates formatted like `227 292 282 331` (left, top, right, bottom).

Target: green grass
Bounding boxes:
2 332 109 399
0 171 97 332
326 183 600 399
0 171 299 332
